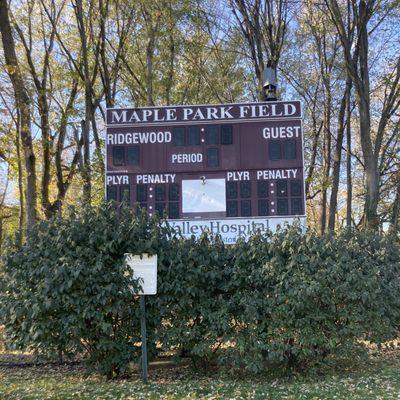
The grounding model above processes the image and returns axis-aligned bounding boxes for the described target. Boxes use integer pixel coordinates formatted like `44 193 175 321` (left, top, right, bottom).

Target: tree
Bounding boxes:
0 0 37 232
229 0 288 100
324 0 400 230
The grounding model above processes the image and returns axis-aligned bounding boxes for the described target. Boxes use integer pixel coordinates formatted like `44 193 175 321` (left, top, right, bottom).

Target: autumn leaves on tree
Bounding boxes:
0 0 399 243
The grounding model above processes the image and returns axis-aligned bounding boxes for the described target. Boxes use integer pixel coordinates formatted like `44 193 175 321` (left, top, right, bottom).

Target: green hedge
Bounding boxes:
0 205 166 377
1 203 399 377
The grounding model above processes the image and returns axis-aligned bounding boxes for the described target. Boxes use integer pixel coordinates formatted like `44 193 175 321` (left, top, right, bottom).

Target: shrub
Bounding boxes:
223 228 400 372
0 203 168 377
152 235 234 368
1 205 399 377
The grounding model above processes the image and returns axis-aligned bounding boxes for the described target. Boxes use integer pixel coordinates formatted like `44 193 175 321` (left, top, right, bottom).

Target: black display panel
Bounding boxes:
188 126 200 145
127 146 140 165
173 127 185 146
227 200 238 217
206 125 219 145
226 181 238 199
241 200 252 217
113 146 125 165
207 148 219 167
136 185 147 202
269 141 281 160
221 125 233 145
258 199 269 216
277 198 288 215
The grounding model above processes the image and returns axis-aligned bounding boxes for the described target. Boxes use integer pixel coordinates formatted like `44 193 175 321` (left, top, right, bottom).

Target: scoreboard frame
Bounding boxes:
106 100 306 243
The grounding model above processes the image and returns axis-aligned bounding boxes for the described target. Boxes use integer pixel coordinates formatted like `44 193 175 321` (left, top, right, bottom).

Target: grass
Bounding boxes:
1 348 400 399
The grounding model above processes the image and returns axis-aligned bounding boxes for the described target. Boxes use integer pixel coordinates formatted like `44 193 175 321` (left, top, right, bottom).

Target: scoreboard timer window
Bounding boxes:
106 101 306 242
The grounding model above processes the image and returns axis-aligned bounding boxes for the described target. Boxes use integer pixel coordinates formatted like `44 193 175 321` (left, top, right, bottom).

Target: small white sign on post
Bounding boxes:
124 253 157 295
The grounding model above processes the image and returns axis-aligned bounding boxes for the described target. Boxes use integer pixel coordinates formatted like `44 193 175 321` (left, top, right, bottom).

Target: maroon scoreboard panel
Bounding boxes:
106 101 306 243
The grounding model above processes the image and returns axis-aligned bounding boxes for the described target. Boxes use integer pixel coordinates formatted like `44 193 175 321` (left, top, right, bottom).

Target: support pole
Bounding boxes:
140 295 148 383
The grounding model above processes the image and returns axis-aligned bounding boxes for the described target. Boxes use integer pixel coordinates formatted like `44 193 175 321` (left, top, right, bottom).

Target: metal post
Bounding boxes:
140 295 148 383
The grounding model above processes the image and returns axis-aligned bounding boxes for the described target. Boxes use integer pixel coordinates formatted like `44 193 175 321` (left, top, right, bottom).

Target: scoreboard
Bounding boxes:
106 101 306 243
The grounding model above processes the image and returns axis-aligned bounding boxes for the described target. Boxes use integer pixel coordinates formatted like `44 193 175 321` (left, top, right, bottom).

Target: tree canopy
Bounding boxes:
0 0 399 245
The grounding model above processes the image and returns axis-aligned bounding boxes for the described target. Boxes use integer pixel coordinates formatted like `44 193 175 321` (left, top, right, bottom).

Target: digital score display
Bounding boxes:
106 101 306 243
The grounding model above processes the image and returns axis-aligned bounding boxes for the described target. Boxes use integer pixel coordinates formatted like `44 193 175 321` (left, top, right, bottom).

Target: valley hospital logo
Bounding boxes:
167 219 270 243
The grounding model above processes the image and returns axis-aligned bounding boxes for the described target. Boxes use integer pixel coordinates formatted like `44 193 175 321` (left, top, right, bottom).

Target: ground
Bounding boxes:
1 348 400 399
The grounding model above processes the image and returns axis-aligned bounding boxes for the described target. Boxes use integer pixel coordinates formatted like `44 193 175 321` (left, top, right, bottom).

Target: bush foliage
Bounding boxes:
1 203 399 376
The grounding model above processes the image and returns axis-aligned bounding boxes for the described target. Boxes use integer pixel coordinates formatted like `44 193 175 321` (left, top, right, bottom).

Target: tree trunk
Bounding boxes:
320 81 332 235
328 78 351 232
305 119 322 198
390 174 400 233
0 217 3 253
15 114 25 240
346 85 352 229
0 0 37 232
146 30 155 105
358 92 378 229
38 93 52 218
75 0 92 204
357 2 378 230
325 0 380 230
165 30 175 106
81 119 91 205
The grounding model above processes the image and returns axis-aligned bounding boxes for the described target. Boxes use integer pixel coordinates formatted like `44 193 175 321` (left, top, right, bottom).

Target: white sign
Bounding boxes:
182 178 226 213
125 253 157 295
168 216 306 244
